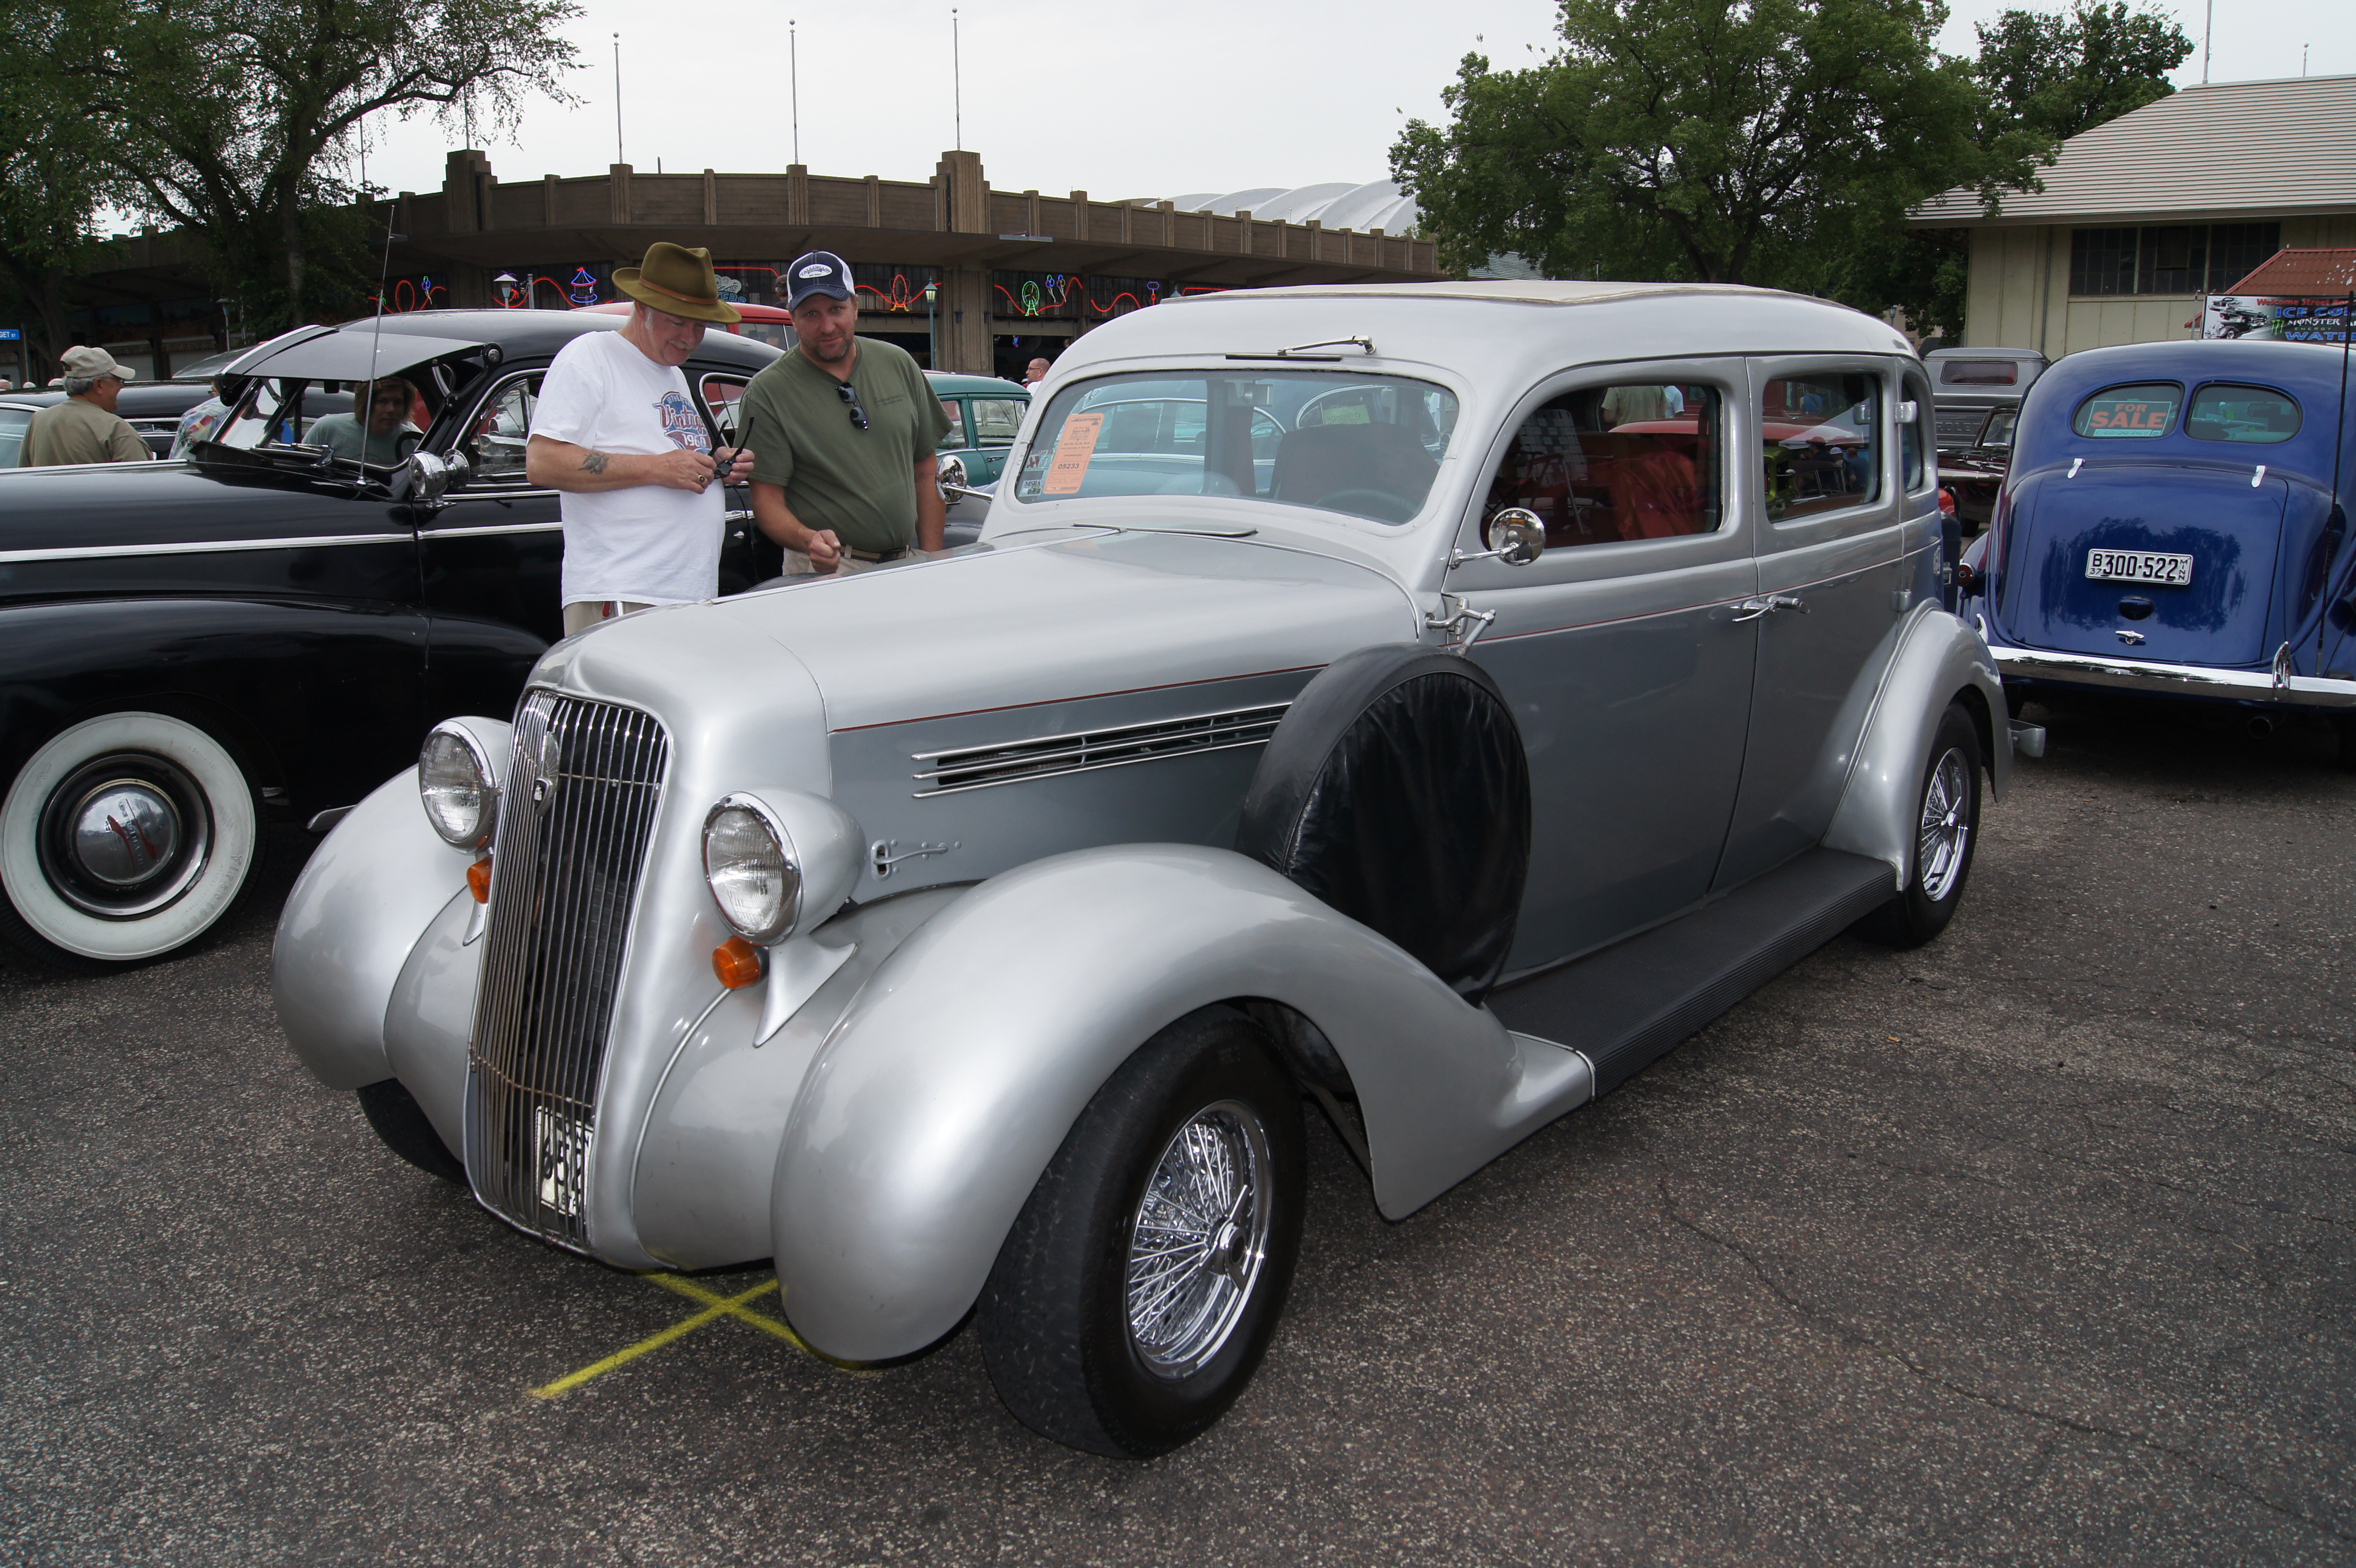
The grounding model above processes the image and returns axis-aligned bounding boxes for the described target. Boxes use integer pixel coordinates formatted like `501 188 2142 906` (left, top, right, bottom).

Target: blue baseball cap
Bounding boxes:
786 251 856 310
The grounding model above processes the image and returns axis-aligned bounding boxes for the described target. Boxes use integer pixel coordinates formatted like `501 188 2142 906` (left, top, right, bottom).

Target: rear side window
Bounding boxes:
1939 360 2018 386
2186 384 2301 444
970 397 1025 442
1482 383 1723 547
1762 374 1881 521
2074 384 2179 439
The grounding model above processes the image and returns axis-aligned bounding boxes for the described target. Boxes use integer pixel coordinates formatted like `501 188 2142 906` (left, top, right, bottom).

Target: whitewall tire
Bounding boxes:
0 712 262 965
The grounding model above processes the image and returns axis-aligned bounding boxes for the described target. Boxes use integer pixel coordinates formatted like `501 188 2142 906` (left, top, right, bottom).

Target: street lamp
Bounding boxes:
924 279 939 371
494 271 521 308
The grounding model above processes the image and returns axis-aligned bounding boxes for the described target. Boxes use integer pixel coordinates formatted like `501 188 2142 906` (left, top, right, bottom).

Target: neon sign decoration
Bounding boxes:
375 276 449 312
990 275 1218 319
567 267 600 305
851 268 940 313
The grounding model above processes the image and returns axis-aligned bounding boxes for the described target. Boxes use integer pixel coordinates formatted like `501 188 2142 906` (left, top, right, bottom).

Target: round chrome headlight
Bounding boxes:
703 795 801 946
418 723 498 848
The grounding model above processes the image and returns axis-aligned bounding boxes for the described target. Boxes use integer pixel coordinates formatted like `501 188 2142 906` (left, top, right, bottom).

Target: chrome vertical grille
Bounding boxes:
465 690 670 1247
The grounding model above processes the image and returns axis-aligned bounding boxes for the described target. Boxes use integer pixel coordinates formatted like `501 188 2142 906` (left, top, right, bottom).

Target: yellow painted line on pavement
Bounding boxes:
644 1270 821 1355
528 1277 781 1400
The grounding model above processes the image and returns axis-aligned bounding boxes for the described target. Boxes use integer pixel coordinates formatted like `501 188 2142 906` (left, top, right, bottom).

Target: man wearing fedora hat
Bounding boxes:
19 346 150 466
526 242 757 636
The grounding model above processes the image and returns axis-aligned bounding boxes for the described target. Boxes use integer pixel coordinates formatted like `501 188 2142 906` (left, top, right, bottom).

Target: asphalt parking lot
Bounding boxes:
3 694 2351 1566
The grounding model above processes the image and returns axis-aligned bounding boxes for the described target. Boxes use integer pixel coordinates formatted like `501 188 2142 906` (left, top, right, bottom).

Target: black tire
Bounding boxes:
1853 702 1983 950
357 1079 468 1184
0 710 267 972
979 1007 1305 1459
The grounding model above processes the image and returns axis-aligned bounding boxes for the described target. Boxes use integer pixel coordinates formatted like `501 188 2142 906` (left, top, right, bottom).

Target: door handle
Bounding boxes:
1731 595 1807 622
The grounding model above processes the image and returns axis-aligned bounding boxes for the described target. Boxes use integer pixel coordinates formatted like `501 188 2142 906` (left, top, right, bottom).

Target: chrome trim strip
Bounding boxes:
0 531 409 564
416 519 564 539
911 702 1289 797
1996 645 2356 709
908 701 1290 762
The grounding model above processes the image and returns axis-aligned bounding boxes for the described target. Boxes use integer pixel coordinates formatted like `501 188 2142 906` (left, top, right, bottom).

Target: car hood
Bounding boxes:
716 526 1416 731
1996 462 2286 667
0 456 394 553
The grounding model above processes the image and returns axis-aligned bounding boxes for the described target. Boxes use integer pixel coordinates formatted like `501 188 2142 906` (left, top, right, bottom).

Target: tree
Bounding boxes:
1391 0 2049 338
1975 2 2193 145
0 13 123 377
71 0 581 329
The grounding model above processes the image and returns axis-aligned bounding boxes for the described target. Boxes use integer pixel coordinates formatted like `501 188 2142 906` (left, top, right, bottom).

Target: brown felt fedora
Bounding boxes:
612 242 742 324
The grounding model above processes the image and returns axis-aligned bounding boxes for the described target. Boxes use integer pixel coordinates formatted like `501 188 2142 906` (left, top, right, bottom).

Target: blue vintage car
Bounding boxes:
1960 340 2356 766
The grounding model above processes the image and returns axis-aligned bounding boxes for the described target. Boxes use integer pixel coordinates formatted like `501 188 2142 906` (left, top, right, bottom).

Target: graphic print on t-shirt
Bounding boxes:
657 390 710 453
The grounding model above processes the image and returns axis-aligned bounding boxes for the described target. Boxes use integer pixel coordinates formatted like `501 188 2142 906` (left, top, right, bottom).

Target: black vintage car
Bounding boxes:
0 308 782 969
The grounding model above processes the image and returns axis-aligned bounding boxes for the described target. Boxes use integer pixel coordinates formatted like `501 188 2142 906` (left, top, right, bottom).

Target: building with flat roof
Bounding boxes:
42 151 1440 384
1909 75 2356 357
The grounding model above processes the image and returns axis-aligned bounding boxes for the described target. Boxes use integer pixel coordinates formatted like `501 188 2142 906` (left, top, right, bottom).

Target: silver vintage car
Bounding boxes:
274 281 2015 1458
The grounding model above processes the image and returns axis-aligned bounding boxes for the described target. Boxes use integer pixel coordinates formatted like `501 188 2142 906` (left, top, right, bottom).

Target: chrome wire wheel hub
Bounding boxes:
1125 1101 1274 1378
1917 747 1972 902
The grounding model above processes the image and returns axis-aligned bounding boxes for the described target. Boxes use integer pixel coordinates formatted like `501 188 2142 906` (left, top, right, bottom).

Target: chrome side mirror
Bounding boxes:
1450 507 1546 569
936 453 969 498
397 449 467 503
1896 399 1918 423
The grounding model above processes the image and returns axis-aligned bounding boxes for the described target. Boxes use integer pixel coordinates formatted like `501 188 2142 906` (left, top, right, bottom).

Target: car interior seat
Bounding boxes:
1271 423 1439 513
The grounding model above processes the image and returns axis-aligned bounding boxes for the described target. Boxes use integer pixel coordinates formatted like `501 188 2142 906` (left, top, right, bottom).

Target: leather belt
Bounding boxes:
842 546 909 563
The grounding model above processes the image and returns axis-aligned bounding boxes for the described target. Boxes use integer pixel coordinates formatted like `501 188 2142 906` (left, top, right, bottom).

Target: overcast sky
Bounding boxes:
337 0 2353 215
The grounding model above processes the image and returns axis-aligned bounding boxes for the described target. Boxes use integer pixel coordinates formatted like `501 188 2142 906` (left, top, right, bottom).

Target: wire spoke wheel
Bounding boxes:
1916 747 1973 903
1125 1101 1273 1378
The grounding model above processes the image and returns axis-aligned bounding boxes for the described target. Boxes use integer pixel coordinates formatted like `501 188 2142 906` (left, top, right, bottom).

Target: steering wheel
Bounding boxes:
1314 487 1417 523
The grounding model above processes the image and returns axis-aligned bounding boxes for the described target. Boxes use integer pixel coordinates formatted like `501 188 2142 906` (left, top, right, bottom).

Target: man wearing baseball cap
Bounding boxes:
19 346 150 466
738 250 950 574
526 242 756 635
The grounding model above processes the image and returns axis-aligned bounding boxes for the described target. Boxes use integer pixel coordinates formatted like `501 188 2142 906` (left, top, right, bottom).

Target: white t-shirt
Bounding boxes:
530 329 721 607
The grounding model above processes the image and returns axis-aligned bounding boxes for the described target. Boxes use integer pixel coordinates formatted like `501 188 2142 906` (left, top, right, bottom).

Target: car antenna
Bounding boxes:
364 190 405 479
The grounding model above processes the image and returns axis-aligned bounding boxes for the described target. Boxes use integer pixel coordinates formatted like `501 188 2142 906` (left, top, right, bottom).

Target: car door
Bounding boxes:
419 368 566 717
1713 358 1913 889
1449 360 1759 968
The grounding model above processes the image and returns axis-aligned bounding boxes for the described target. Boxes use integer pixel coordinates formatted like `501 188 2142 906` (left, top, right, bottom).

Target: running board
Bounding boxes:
1487 849 1895 1097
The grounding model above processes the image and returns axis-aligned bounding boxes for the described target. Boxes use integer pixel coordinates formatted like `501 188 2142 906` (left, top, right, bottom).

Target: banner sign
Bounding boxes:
2201 294 2355 344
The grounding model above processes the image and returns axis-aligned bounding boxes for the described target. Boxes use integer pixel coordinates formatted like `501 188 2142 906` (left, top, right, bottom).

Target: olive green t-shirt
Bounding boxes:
740 337 952 554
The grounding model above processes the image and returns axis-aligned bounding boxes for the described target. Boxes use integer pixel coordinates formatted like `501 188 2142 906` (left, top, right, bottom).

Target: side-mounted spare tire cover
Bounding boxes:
1237 644 1530 1003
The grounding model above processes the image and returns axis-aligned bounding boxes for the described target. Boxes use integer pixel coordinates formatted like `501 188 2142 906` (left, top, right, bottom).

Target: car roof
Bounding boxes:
2014 338 2353 472
925 371 1029 396
1067 280 1913 383
264 308 780 372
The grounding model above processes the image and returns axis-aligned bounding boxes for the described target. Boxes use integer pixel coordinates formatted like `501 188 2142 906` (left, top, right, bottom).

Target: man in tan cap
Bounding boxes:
19 346 150 466
526 242 756 635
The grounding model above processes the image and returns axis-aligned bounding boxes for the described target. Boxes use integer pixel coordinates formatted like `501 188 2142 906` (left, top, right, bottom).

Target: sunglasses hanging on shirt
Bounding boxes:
836 382 869 430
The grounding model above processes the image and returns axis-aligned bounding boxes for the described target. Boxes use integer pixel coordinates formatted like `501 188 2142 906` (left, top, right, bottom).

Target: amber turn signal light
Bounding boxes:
713 936 765 989
467 857 493 904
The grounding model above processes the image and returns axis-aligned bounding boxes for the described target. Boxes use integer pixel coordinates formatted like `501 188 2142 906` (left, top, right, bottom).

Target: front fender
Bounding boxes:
272 718 509 1090
771 844 1538 1363
1823 607 2007 886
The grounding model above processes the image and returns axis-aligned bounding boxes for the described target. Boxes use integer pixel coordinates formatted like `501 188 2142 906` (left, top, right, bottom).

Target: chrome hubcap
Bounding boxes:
1917 747 1972 903
70 782 182 886
37 753 213 919
1126 1101 1273 1378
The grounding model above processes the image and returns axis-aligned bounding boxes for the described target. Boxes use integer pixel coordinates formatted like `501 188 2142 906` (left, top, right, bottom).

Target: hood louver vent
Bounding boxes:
912 702 1290 796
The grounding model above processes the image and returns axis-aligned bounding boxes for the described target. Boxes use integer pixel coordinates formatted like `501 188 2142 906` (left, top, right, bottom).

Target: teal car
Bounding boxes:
925 371 1029 485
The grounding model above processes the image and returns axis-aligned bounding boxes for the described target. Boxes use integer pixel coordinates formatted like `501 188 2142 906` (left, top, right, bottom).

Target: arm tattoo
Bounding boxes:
579 449 610 475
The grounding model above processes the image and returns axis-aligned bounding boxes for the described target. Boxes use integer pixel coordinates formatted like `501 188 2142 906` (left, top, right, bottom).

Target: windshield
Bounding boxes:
1012 370 1460 525
213 374 433 468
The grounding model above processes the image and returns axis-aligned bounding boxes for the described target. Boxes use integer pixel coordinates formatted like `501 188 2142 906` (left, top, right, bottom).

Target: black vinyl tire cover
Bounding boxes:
1237 644 1531 1002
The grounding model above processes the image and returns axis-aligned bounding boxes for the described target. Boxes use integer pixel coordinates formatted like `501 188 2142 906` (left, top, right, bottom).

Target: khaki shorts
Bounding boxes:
772 551 886 579
561 599 655 636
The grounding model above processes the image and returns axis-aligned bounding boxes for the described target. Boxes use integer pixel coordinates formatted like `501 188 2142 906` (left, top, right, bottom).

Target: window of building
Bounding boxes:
1480 385 1722 547
2186 383 2301 443
2069 222 2282 297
